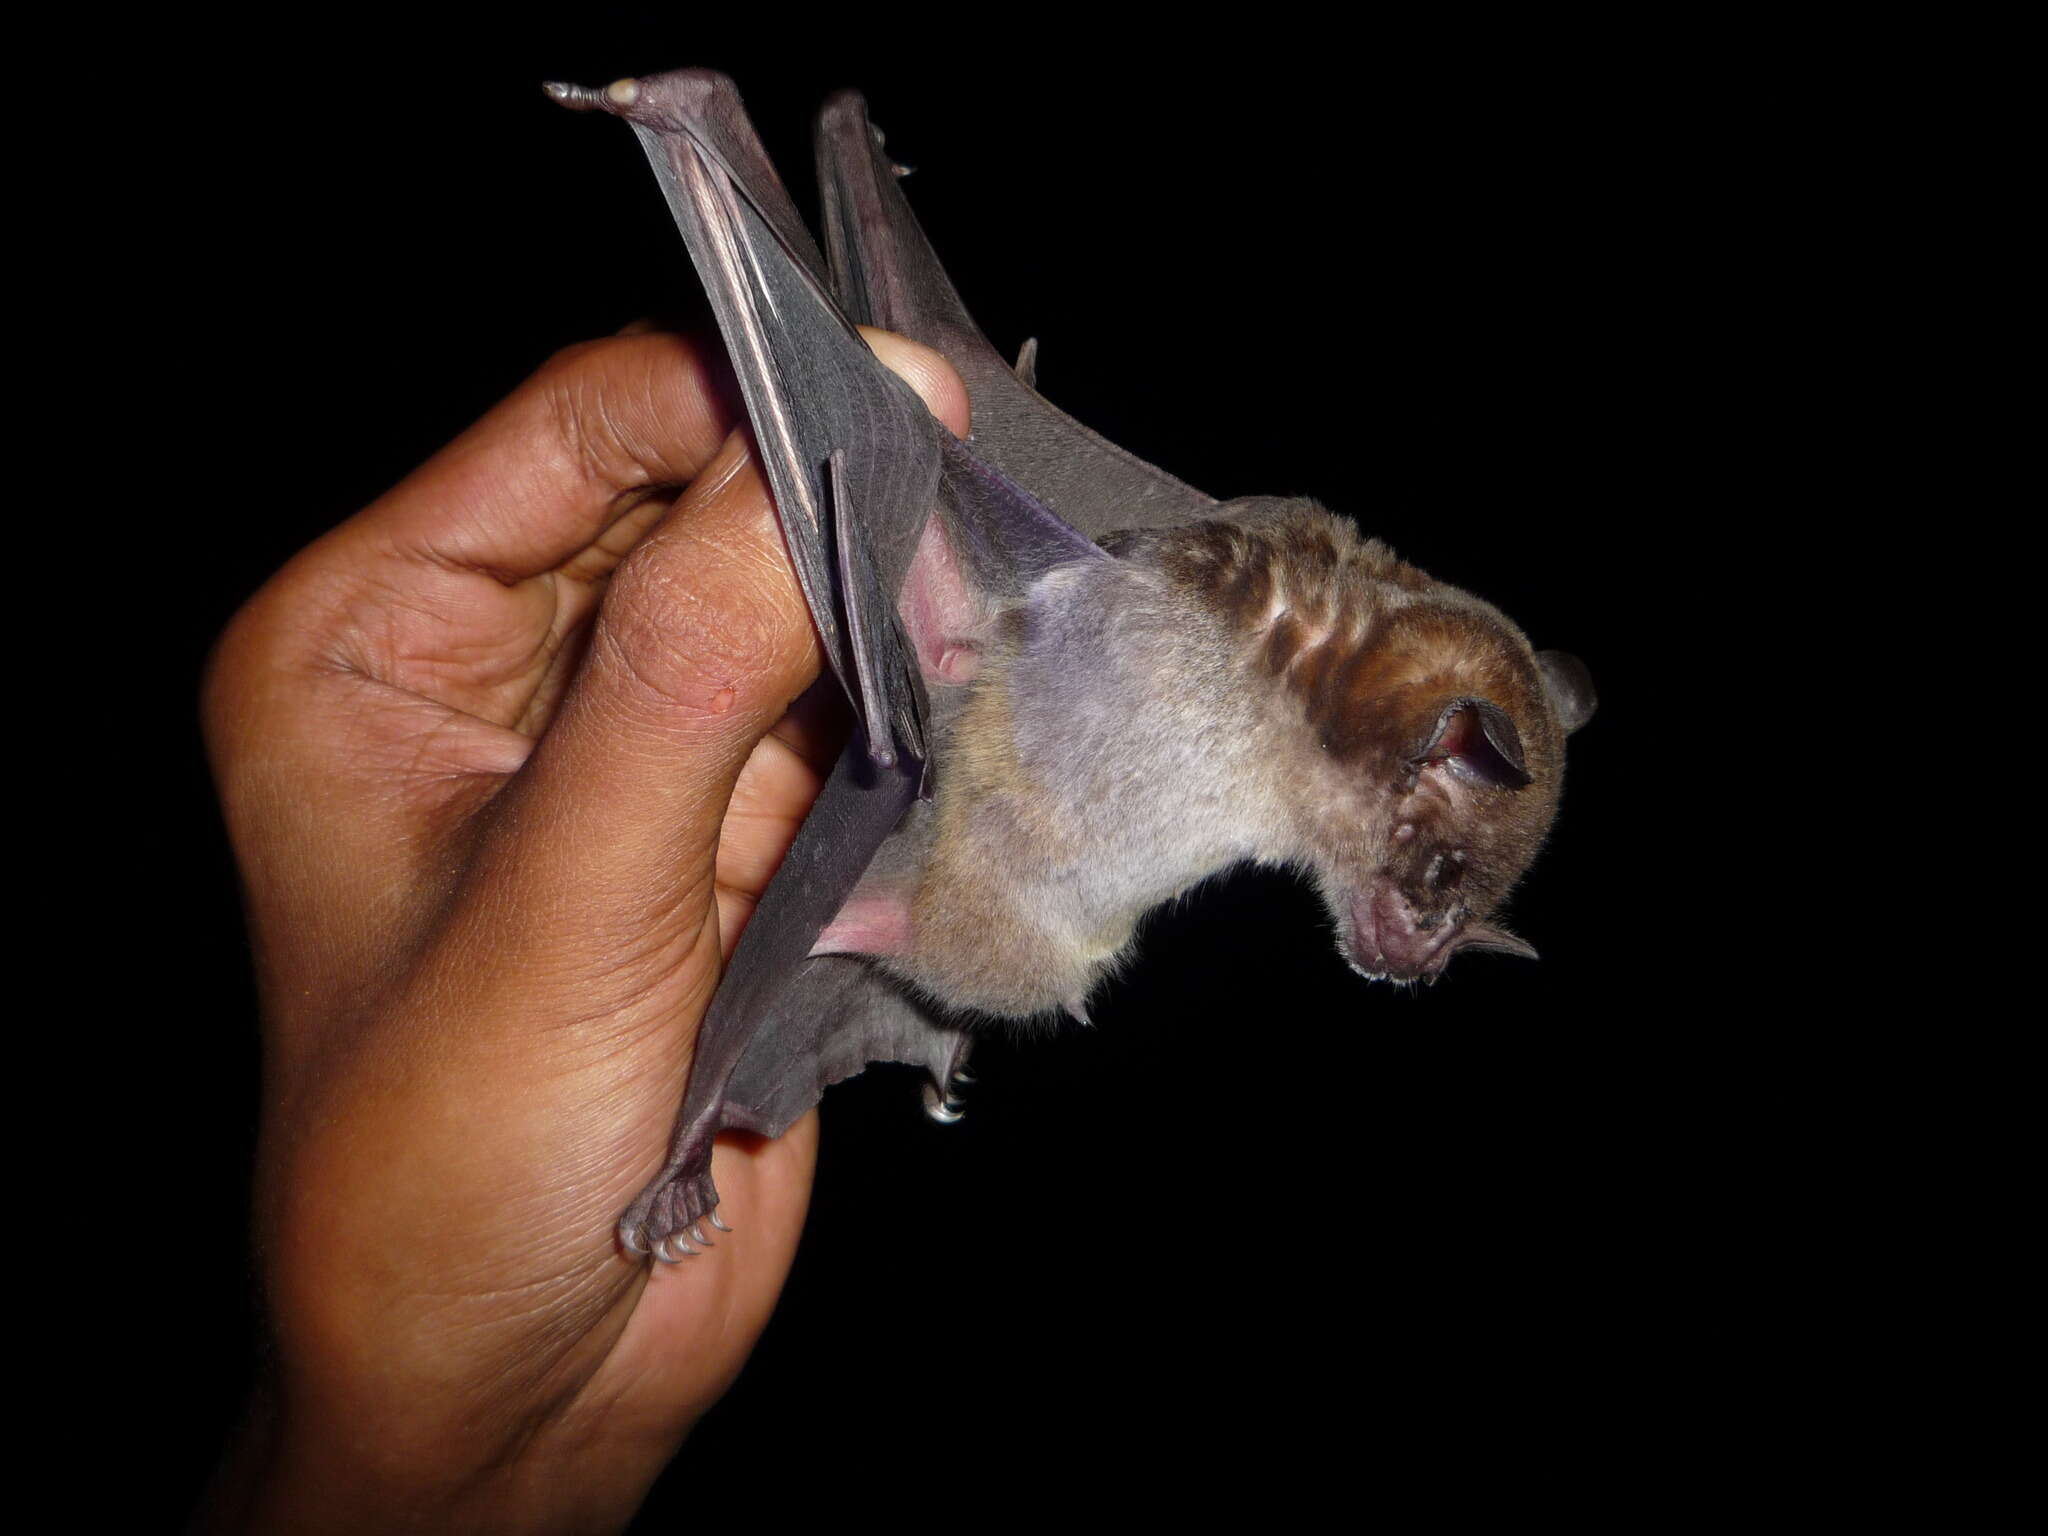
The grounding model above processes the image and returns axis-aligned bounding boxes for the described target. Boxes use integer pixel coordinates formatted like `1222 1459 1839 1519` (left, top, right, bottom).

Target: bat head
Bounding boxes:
1303 593 1594 984
1333 683 1566 982
1157 506 1595 985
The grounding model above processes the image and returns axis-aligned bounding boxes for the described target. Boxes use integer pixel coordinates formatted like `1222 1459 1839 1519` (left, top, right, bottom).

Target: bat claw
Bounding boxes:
922 1077 966 1124
542 80 604 111
542 78 641 114
622 1161 726 1262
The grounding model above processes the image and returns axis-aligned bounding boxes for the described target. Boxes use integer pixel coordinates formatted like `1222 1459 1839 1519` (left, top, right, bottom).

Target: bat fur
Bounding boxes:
828 504 1593 1020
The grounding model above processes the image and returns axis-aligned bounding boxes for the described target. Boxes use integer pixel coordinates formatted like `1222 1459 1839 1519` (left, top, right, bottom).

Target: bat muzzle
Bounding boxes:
1346 886 1464 982
1344 884 1541 984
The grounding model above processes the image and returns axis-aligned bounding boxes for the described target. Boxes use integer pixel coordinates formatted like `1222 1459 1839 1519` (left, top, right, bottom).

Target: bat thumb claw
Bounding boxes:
543 78 638 114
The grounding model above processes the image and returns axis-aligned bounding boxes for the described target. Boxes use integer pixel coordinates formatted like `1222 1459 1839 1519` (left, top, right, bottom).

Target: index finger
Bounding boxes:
358 330 737 582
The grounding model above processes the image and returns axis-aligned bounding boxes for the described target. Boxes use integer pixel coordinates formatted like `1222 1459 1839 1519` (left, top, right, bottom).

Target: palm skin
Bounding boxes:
200 327 968 1532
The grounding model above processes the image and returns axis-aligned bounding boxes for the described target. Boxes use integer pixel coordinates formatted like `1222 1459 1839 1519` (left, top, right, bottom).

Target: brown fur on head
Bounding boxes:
1155 505 1594 981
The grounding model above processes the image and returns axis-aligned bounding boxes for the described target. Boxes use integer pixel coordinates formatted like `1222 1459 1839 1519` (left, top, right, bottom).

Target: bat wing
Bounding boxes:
719 960 974 1141
813 91 1220 539
554 70 940 767
555 71 1104 1259
610 745 926 1256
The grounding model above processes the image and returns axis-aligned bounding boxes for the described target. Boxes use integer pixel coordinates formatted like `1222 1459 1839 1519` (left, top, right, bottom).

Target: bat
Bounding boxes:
545 70 1597 1262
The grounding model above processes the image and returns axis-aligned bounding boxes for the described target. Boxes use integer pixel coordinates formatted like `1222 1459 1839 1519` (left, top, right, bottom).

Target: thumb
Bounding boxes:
452 333 967 1024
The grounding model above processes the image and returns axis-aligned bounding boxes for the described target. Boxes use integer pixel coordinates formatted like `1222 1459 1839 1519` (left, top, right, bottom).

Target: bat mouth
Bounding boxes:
1346 886 1463 983
1344 885 1540 984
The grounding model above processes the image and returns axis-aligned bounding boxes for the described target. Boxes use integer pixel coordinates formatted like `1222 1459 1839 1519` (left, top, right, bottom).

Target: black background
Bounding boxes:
134 15 1796 1528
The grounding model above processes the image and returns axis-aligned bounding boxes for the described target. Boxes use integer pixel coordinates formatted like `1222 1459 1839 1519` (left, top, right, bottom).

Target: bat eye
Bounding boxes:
1423 852 1465 890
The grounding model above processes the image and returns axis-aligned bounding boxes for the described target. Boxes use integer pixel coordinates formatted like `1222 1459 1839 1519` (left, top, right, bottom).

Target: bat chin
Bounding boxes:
1343 886 1535 984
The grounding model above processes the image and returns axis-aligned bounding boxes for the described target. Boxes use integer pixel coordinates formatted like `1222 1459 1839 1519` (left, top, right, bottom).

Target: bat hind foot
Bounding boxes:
618 1164 723 1263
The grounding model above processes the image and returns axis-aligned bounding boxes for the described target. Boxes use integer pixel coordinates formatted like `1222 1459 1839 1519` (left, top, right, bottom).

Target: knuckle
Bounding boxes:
198 616 251 751
200 578 298 746
535 334 623 380
533 344 625 489
200 544 374 763
524 332 726 497
529 334 676 491
593 541 805 719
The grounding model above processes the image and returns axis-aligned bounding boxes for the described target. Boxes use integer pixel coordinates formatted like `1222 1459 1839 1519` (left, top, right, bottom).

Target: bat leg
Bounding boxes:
619 959 974 1259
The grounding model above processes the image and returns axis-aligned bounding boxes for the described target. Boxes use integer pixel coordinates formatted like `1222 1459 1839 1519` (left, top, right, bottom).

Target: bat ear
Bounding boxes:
1536 650 1597 734
1415 698 1534 789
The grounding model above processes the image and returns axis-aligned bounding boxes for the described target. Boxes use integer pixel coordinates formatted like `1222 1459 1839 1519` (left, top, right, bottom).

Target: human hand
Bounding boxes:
199 327 968 1532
